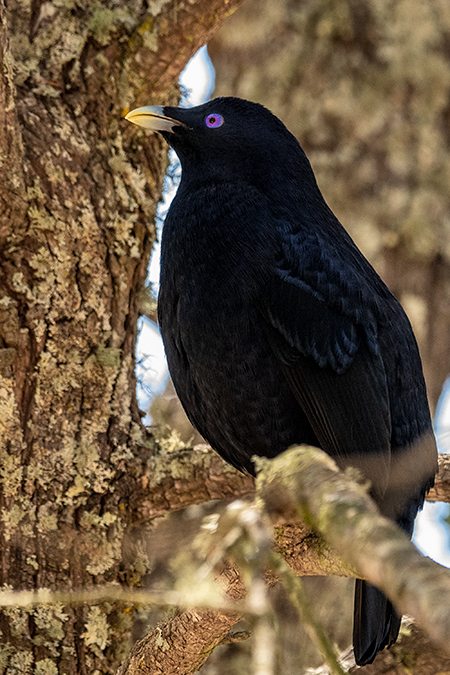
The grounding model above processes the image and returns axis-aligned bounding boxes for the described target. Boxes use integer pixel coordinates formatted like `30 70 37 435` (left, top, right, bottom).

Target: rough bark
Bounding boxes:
129 444 255 522
0 0 244 671
117 608 241 675
209 0 450 410
123 444 450 518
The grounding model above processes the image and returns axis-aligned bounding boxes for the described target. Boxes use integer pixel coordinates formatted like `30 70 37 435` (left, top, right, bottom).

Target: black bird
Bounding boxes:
126 97 438 666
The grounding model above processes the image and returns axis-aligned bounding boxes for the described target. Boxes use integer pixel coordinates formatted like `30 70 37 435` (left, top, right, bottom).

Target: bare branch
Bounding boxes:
426 452 450 502
258 445 450 657
128 445 450 523
273 554 347 675
311 621 450 675
117 533 249 675
0 585 242 613
126 0 246 102
116 607 241 675
128 444 256 522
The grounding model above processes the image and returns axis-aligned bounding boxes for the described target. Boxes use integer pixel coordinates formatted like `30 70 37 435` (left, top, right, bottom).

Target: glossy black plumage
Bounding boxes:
135 97 438 665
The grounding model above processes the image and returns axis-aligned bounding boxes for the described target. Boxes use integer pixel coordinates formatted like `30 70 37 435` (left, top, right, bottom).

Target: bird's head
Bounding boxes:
125 97 318 194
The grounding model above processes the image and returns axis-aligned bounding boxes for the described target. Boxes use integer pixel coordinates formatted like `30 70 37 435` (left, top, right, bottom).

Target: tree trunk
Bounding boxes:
0 0 243 670
209 0 450 411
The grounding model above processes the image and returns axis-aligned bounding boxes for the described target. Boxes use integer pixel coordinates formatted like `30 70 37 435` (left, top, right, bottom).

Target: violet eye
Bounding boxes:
205 113 224 129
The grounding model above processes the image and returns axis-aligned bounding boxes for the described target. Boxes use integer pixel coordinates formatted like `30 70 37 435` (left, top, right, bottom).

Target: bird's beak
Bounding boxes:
125 105 186 133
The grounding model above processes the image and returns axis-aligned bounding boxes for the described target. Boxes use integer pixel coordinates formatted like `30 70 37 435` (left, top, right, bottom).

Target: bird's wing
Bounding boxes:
264 228 384 373
259 228 392 495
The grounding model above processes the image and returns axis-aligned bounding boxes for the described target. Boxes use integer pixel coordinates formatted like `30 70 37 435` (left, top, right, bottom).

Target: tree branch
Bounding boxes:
120 446 450 674
129 444 256 522
125 442 449 583
129 444 450 522
310 620 450 675
426 452 450 502
117 607 241 675
125 0 246 103
258 445 450 656
117 551 247 675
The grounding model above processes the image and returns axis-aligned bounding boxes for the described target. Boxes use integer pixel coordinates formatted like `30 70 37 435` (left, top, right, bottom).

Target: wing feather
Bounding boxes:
259 228 392 497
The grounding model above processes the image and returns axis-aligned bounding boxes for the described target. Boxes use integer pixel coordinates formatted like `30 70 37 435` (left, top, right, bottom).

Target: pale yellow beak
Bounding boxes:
125 105 184 132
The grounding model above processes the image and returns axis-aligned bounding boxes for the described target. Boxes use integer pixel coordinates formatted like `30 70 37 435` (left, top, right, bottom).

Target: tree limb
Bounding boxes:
125 442 449 586
126 0 246 102
257 445 450 656
117 551 247 675
128 444 255 521
116 607 242 675
426 452 450 502
121 446 450 674
128 445 450 522
310 620 450 675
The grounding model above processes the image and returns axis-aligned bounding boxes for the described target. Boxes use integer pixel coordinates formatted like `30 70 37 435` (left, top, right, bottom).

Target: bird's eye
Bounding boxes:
205 113 224 129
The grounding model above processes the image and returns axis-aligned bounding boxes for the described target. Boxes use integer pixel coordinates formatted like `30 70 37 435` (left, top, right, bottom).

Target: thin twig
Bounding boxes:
0 585 253 614
272 553 348 675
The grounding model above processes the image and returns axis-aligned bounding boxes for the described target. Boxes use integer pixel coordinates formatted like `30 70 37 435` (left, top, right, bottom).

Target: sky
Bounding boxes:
134 46 450 567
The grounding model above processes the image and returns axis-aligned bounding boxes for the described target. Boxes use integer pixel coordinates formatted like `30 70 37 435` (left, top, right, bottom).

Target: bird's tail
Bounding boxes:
352 497 414 666
352 580 401 666
352 455 436 666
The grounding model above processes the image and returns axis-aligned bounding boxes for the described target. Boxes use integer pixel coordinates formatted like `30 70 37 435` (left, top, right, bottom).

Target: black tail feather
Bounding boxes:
353 580 401 666
352 470 435 665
